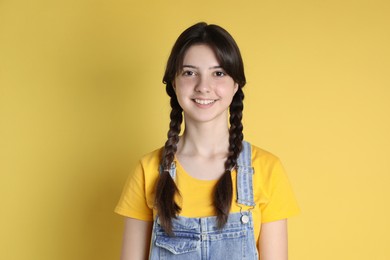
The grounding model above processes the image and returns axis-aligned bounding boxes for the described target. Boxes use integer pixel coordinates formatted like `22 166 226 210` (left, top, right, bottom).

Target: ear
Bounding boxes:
233 82 239 94
172 81 176 92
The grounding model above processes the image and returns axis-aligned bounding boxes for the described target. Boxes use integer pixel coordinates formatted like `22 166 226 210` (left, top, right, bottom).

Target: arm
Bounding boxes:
258 219 288 260
120 217 153 260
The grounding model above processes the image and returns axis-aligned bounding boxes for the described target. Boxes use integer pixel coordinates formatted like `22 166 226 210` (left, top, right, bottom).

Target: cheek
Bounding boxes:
176 76 196 85
216 81 238 96
175 78 196 93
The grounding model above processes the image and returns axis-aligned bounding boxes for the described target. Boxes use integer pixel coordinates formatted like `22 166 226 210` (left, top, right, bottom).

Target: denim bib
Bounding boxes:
150 141 258 260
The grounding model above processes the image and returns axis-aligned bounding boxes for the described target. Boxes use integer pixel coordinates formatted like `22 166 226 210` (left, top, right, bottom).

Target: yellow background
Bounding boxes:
1 0 389 259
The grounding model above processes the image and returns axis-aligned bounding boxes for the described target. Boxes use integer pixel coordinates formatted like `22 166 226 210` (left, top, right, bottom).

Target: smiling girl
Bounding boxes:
115 22 299 260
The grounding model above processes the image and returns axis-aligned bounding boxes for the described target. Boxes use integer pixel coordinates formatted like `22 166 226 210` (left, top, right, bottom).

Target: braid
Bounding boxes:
155 86 183 235
214 88 244 229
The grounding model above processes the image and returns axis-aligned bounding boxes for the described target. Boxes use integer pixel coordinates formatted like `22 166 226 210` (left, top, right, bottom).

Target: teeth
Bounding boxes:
194 99 215 105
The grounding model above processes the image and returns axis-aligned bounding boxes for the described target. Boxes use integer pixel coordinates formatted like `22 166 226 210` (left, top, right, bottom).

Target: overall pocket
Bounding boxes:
155 232 200 255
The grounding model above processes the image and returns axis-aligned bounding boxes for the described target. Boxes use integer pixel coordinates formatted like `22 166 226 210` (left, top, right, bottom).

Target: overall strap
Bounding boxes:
236 141 256 207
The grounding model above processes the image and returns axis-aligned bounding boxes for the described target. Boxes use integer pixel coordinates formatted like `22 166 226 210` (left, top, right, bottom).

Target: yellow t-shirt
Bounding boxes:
115 143 300 244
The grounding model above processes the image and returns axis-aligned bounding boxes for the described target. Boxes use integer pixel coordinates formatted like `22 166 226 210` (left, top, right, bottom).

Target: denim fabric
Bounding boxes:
236 141 256 207
150 141 258 259
149 212 258 260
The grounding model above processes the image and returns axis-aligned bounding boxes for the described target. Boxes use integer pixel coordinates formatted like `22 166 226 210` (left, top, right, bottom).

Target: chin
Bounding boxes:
184 112 227 124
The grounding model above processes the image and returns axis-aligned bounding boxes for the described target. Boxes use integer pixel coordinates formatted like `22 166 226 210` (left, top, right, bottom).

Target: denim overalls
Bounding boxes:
149 141 258 260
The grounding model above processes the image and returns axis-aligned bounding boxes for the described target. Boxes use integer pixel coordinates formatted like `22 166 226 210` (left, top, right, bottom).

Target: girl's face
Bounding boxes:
174 44 238 124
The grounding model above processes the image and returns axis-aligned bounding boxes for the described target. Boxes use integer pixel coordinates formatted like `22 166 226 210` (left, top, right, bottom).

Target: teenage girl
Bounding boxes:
115 22 299 260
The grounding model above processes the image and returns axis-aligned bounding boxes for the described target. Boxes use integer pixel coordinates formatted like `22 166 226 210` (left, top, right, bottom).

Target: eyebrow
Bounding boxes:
182 65 223 70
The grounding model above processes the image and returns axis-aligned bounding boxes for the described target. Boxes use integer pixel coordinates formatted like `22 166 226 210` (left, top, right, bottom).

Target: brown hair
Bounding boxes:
155 22 246 235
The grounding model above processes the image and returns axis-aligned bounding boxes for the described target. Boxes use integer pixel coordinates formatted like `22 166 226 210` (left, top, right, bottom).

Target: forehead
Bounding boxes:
182 44 219 66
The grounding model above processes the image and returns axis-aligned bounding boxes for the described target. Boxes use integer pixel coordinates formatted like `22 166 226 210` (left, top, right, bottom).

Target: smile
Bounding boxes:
194 99 216 105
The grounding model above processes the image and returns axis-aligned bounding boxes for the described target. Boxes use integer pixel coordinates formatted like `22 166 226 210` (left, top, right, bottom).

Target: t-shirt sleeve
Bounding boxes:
114 161 154 221
260 159 300 223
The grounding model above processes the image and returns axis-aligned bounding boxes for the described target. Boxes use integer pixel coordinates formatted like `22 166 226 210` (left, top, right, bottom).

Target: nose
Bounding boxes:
195 75 211 93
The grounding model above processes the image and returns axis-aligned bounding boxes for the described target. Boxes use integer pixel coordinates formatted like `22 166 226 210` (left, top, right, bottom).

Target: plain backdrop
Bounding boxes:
1 0 389 259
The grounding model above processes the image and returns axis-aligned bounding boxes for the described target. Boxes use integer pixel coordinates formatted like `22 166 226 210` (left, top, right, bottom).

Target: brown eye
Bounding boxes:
182 70 196 76
214 71 226 77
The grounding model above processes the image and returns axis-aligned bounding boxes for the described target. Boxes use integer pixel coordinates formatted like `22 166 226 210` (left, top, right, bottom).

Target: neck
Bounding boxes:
178 118 230 157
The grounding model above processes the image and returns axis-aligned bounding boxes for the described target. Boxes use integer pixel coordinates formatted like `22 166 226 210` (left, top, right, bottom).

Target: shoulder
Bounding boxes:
138 147 164 167
129 147 164 198
245 142 287 182
129 147 163 181
248 142 282 167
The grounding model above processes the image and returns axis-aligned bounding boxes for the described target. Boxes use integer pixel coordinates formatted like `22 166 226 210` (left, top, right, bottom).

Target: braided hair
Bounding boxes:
214 87 244 228
155 22 246 235
154 82 183 234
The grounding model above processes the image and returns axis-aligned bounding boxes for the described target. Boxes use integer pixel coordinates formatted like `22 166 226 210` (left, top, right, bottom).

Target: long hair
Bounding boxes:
155 22 246 235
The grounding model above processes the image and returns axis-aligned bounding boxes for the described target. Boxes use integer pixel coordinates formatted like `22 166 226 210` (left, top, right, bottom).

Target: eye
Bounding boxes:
214 71 226 77
182 70 196 76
